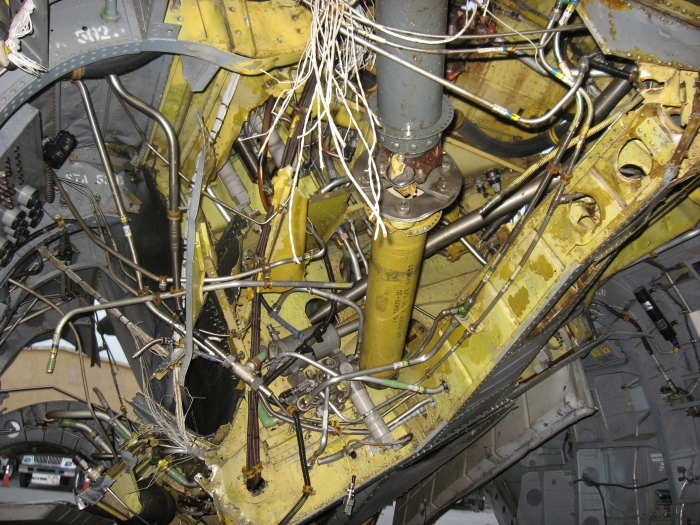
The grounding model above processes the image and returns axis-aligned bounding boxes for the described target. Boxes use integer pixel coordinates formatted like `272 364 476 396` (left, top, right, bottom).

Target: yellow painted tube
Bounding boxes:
360 213 441 375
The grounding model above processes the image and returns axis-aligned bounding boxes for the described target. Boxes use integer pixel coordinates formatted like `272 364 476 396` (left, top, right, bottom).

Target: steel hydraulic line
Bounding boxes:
320 176 351 193
354 27 544 55
45 409 131 440
351 8 586 41
106 74 183 314
258 394 369 435
388 397 435 430
308 318 459 401
0 296 37 346
50 279 352 351
336 319 360 338
36 246 169 367
203 220 326 283
347 221 369 275
458 84 588 325
341 233 362 281
59 178 136 293
341 27 587 127
74 80 149 298
592 302 682 394
154 137 262 223
317 434 414 466
276 350 445 398
133 337 169 359
317 400 433 466
52 176 160 282
52 418 113 454
306 288 363 356
439 219 487 265
8 278 118 459
198 190 280 225
308 388 331 465
479 94 643 217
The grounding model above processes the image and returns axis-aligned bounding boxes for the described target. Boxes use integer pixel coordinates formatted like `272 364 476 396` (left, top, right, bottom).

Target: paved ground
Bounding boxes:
0 476 499 525
0 475 76 504
377 504 498 525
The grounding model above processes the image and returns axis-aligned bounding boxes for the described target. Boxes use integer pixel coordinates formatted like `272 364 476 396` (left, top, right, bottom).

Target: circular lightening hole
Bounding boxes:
617 139 652 181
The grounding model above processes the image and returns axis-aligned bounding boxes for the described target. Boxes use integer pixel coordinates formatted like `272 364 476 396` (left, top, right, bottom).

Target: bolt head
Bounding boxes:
436 178 449 193
441 155 452 171
396 199 410 214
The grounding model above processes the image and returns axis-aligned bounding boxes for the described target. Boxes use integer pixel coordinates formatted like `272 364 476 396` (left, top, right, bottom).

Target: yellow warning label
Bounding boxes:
591 349 601 357
601 346 611 354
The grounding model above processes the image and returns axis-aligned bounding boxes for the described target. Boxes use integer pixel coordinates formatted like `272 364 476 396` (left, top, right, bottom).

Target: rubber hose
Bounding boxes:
453 66 636 158
455 118 562 158
67 52 161 80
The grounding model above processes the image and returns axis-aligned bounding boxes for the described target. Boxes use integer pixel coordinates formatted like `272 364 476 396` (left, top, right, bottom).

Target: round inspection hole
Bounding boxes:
569 195 601 230
526 489 542 507
617 138 652 180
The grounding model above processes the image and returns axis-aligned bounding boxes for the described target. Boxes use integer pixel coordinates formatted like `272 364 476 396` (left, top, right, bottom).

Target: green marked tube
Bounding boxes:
46 337 60 373
258 400 277 428
380 379 411 390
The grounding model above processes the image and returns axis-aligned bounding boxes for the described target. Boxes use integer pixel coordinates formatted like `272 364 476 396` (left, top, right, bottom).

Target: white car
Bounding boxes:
17 454 79 490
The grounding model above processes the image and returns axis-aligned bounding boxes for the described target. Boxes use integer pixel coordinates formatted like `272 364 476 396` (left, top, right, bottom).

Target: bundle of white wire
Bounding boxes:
255 0 497 263
4 0 46 76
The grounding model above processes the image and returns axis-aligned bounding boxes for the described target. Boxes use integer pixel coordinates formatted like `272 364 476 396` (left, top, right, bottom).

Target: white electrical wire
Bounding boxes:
255 0 395 264
5 0 46 77
261 0 544 264
347 0 487 45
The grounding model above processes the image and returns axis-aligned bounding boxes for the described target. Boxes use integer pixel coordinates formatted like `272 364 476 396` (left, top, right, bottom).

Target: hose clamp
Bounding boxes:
166 209 181 220
302 485 314 495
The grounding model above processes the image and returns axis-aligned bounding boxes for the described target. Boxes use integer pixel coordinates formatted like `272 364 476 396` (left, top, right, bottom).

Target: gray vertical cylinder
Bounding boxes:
376 0 450 154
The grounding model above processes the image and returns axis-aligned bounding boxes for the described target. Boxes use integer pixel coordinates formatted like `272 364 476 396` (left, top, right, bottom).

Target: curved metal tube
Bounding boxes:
133 337 168 359
52 418 113 454
344 28 587 127
259 395 369 436
45 409 131 440
308 317 457 400
53 281 350 348
204 220 326 283
106 74 182 312
343 238 362 281
320 176 351 193
307 288 363 357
